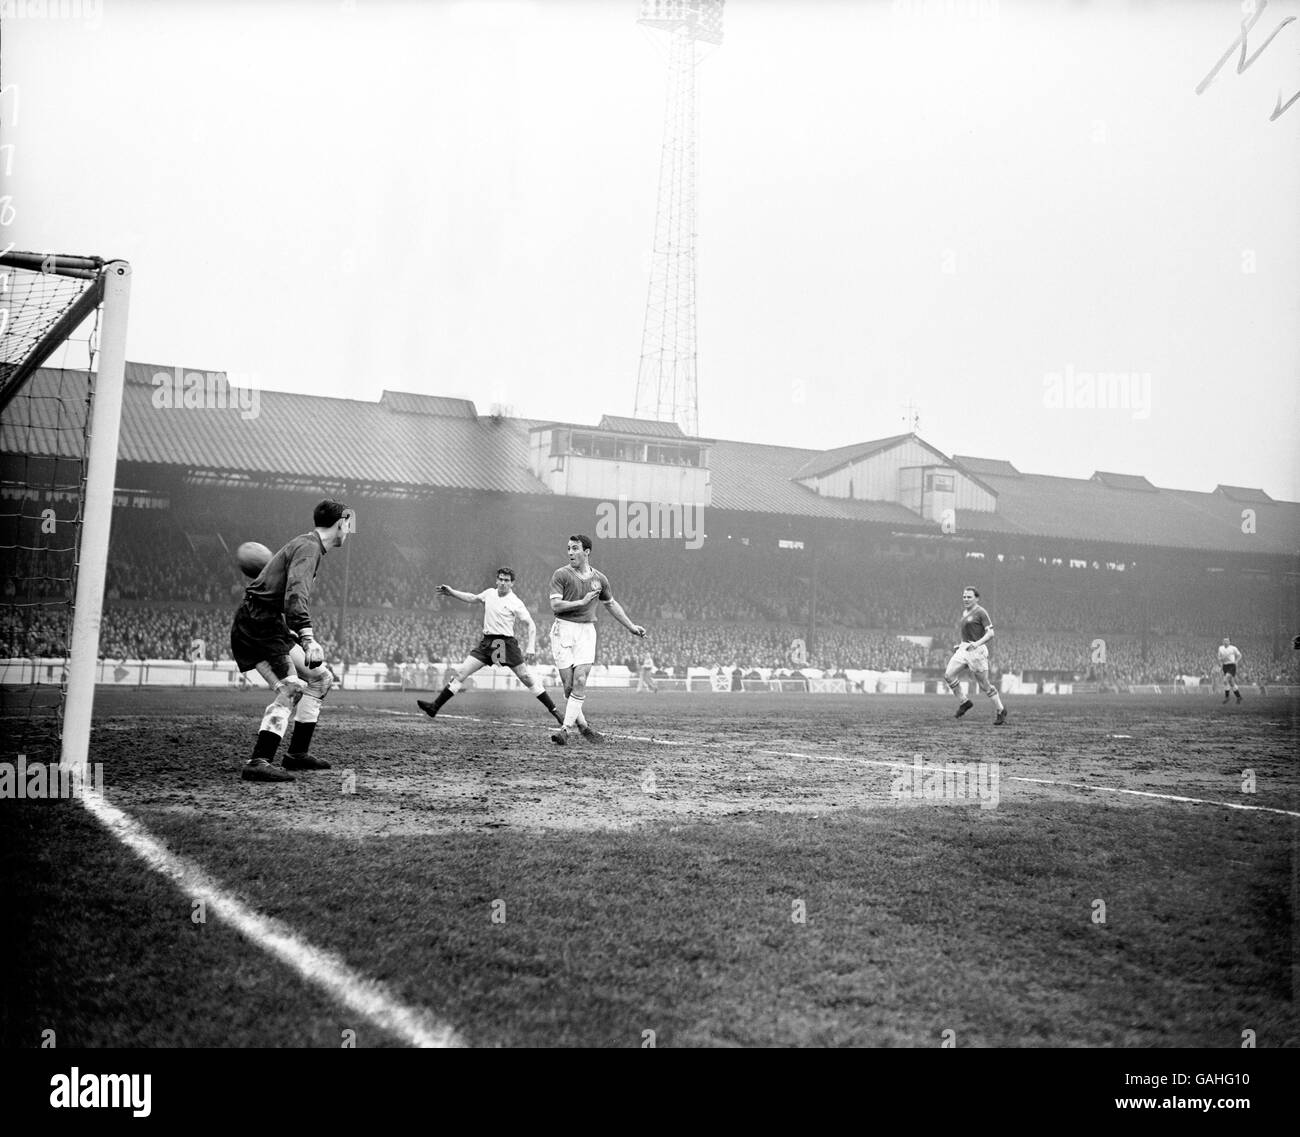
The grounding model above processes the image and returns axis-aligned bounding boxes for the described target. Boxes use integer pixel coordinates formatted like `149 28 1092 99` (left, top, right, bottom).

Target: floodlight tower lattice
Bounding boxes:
634 0 724 438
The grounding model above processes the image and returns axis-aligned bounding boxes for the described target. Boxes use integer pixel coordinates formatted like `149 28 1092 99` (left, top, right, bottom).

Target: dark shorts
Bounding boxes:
1222 663 1237 676
231 601 294 677
469 634 525 668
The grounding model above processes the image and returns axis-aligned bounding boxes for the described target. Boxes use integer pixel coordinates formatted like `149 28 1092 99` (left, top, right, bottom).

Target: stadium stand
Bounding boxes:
4 364 1298 688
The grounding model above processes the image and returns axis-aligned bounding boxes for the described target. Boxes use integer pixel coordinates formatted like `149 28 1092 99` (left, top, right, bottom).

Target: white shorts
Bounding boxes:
551 619 597 669
946 643 989 677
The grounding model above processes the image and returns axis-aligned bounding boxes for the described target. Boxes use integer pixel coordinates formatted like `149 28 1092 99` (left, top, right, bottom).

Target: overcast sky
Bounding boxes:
7 0 1299 499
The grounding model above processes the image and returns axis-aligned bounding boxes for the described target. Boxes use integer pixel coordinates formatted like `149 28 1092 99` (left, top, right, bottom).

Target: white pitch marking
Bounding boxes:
78 791 461 1047
393 726 1297 821
753 748 1299 818
611 734 690 746
1009 776 1300 818
756 748 976 774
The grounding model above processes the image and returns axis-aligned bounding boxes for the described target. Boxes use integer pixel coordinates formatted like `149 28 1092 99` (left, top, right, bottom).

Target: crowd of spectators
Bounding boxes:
4 501 1297 684
5 600 1297 687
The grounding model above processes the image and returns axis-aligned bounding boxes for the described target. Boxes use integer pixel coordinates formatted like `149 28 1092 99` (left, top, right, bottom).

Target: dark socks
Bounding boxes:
537 690 563 722
287 721 315 756
252 730 281 760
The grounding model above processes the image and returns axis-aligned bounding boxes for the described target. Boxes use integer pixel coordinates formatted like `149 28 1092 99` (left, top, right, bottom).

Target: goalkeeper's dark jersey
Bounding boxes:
243 531 325 635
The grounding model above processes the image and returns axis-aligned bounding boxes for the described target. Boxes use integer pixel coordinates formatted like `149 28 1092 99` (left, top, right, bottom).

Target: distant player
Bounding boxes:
548 534 646 744
945 585 1007 725
415 568 563 725
229 500 354 782
637 651 659 693
1218 637 1243 703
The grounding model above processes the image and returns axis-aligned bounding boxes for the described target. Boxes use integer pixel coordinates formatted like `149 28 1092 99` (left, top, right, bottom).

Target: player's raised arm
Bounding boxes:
437 583 483 605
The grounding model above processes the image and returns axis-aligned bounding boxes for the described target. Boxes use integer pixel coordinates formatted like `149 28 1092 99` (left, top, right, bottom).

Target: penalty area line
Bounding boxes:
77 790 462 1048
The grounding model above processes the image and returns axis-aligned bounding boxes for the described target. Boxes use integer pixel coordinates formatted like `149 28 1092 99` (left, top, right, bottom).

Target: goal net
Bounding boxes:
1 251 131 771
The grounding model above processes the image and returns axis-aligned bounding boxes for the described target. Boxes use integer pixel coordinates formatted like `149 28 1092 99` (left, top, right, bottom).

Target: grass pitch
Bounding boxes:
2 689 1296 1048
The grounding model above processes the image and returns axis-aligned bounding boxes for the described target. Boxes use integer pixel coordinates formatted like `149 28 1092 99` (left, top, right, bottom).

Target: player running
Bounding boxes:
548 534 646 744
944 585 1007 725
415 568 564 725
1218 637 1244 703
229 499 354 782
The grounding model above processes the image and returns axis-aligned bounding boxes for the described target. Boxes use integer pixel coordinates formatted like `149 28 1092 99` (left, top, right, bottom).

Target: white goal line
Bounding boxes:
77 791 462 1047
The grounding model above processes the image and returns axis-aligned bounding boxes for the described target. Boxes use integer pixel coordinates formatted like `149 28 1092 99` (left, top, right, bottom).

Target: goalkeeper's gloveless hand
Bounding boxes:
303 637 325 668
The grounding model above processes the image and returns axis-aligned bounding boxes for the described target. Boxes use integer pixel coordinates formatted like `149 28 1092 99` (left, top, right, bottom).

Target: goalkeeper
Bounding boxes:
229 499 354 782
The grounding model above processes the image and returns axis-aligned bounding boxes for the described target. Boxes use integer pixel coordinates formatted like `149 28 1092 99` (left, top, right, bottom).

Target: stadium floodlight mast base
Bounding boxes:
0 251 132 775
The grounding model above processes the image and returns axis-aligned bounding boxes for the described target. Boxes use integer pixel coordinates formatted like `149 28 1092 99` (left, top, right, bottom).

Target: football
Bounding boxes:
236 541 272 578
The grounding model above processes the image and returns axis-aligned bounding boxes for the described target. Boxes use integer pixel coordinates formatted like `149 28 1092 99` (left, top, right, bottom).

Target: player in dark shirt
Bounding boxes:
944 586 1007 725
229 499 354 781
547 534 646 744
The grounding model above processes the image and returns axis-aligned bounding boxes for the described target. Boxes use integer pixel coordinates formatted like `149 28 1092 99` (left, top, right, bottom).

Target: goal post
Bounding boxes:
0 251 131 775
61 260 131 774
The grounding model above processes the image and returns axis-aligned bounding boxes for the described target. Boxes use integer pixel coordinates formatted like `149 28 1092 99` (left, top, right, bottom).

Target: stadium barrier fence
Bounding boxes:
4 659 1295 698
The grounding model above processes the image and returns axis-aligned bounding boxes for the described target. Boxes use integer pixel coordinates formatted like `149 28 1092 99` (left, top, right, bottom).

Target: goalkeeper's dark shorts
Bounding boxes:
468 634 525 668
231 600 295 677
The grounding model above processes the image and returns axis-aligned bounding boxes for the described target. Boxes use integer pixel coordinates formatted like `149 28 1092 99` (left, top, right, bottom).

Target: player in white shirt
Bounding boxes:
416 568 564 724
637 652 659 693
1217 637 1243 703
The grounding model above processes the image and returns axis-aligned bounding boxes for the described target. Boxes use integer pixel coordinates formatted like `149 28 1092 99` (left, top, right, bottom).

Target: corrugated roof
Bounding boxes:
0 368 93 459
792 433 914 480
1092 471 1158 492
953 455 1021 477
21 368 548 495
597 415 686 438
952 508 1028 535
958 471 1300 555
12 366 1298 555
708 438 924 524
1215 484 1273 503
380 391 477 418
125 361 226 386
